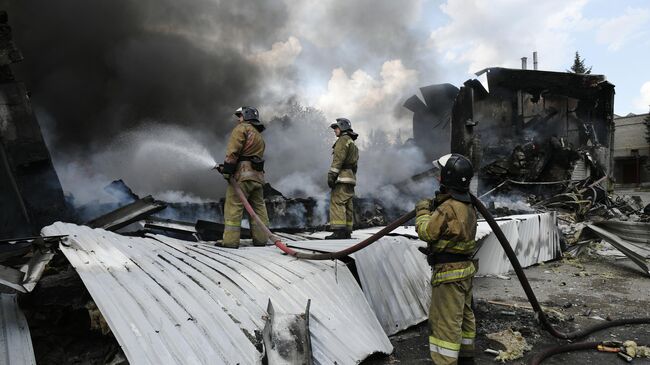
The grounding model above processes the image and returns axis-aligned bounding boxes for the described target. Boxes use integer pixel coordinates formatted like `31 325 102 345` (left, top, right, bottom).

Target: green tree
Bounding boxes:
568 51 592 74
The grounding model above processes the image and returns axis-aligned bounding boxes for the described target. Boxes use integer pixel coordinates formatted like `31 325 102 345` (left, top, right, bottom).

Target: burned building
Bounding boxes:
403 83 458 160
0 12 68 239
408 67 615 196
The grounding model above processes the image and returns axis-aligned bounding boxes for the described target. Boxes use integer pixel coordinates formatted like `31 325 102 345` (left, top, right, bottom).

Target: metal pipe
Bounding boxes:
533 51 538 70
521 57 527 70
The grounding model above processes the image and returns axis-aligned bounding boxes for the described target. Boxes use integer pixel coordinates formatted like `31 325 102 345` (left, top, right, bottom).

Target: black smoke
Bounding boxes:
3 0 287 152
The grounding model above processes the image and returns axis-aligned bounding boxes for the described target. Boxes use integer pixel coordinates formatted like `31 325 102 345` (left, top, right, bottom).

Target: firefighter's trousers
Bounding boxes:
329 183 354 231
223 180 269 247
428 277 476 364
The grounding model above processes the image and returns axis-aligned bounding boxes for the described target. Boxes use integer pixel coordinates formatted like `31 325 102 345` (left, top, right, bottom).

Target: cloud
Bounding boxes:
596 7 650 51
633 81 650 112
250 36 303 68
430 0 589 73
283 0 423 50
316 60 418 137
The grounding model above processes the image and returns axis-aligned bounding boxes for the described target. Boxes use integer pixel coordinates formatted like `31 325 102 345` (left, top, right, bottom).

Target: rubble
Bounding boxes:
0 293 36 365
262 299 312 365
0 10 647 365
0 235 62 293
86 196 167 232
623 341 650 358
486 328 532 362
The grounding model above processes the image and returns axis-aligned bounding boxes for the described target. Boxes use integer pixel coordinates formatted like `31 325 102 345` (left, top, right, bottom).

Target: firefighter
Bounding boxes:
216 106 269 248
325 118 359 240
415 153 477 365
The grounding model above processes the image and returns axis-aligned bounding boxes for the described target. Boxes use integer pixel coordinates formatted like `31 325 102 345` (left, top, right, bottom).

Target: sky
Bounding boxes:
283 0 650 123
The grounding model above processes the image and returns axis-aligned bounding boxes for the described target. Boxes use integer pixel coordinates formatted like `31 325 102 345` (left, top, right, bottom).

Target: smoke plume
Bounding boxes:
3 0 439 209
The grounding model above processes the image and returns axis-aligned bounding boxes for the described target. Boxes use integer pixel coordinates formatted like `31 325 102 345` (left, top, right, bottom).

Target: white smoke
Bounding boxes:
316 60 418 138
52 122 225 206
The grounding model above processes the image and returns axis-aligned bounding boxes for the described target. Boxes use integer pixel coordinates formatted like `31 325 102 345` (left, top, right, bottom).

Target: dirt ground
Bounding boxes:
364 251 650 364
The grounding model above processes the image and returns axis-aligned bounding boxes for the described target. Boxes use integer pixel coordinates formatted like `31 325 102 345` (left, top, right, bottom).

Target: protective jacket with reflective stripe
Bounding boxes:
224 122 265 184
330 133 358 185
416 193 478 285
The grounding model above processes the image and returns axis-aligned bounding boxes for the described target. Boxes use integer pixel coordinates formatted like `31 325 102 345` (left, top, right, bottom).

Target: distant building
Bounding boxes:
612 113 650 186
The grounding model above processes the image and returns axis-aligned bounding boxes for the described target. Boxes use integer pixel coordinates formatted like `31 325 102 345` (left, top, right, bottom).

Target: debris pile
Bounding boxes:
534 179 648 222
486 328 532 362
623 341 650 359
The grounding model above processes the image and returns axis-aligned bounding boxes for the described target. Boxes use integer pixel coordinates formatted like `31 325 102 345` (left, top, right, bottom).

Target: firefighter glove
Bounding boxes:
219 162 236 181
327 172 338 189
415 198 433 217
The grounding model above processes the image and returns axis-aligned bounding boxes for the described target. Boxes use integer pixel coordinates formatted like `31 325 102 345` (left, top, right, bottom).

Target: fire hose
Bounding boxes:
229 178 415 260
470 195 650 364
229 179 650 363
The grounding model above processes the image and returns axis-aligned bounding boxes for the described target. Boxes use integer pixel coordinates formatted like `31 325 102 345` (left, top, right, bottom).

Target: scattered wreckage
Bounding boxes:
1 12 650 365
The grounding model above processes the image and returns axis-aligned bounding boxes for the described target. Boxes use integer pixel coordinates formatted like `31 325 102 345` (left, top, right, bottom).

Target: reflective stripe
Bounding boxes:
239 171 262 179
416 216 433 241
329 167 340 173
431 265 476 285
430 344 460 358
431 239 476 254
461 331 476 339
330 220 347 225
429 336 461 351
224 220 241 227
461 338 474 345
336 177 356 183
224 226 240 232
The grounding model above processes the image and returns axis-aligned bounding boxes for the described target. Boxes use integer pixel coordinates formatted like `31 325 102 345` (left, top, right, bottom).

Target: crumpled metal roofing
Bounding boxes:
0 293 36 365
42 222 392 365
288 212 560 334
288 237 430 336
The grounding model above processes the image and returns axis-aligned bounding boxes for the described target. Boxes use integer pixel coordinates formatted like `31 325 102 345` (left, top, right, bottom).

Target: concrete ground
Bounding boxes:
364 251 650 364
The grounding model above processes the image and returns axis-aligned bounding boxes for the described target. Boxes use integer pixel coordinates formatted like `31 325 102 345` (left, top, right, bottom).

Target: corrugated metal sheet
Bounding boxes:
571 158 591 181
288 213 560 334
0 294 36 365
288 237 430 336
473 213 561 275
586 224 650 275
42 222 392 365
593 221 650 246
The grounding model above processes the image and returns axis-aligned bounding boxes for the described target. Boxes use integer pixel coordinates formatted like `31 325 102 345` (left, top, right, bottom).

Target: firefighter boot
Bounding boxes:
325 229 347 240
458 357 475 365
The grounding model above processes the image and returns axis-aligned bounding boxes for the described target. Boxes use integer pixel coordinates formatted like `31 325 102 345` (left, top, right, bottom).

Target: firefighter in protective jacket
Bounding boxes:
325 118 359 240
217 106 269 248
415 154 477 365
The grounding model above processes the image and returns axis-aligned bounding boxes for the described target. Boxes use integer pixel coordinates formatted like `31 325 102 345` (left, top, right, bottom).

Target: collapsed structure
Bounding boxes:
0 13 649 365
406 67 615 197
